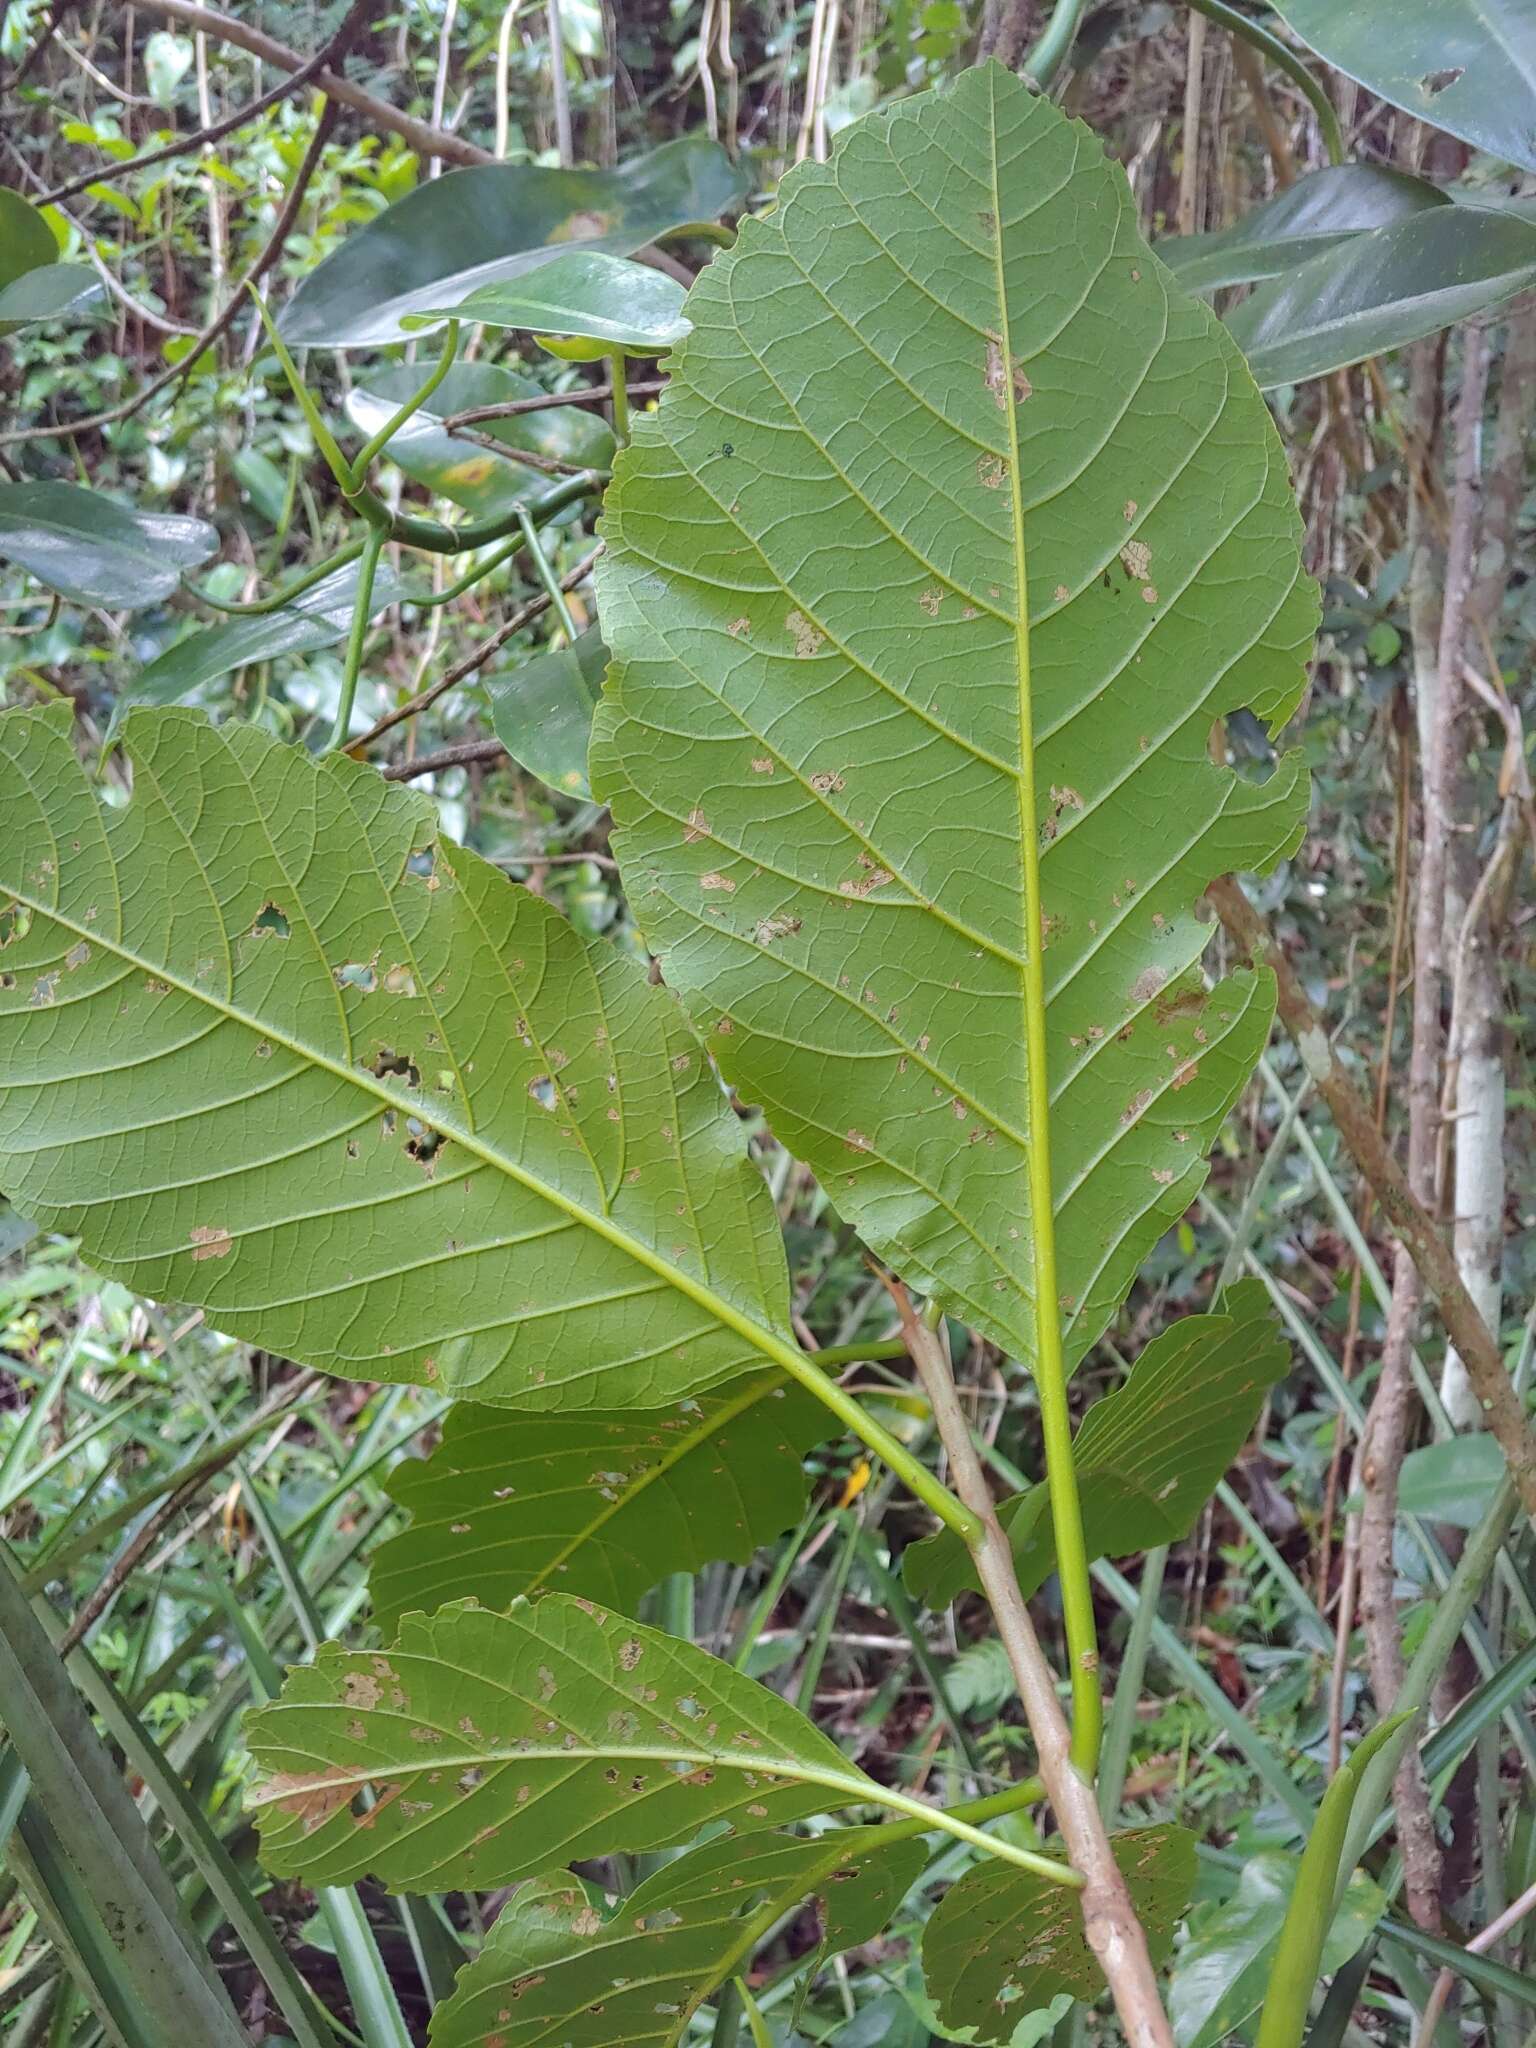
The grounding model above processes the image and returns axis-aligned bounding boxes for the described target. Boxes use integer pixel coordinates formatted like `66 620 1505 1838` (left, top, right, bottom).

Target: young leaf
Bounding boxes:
281 136 748 348
0 707 802 1410
428 1827 927 2048
594 63 1315 1379
0 482 218 608
489 625 608 797
408 248 690 359
923 1826 1195 2043
904 1282 1288 1608
245 1594 881 1891
369 1373 831 1631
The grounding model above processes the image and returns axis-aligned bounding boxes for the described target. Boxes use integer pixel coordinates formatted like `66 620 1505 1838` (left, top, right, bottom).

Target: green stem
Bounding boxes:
1256 1713 1411 2048
346 321 461 490
1024 0 1087 88
806 1335 909 1368
1185 0 1346 164
323 524 387 755
609 349 631 444
248 288 354 493
516 506 579 637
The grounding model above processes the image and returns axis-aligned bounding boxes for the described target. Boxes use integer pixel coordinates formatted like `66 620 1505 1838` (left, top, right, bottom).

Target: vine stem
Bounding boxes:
322 524 386 755
889 1283 1175 2048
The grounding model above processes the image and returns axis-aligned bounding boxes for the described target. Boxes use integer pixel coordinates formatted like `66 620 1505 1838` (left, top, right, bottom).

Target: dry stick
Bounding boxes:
38 0 372 206
1209 874 1536 1525
1370 325 1491 1932
348 542 601 755
126 0 494 166
1411 1873 1536 2048
382 736 507 782
886 1282 1175 2048
444 379 667 428
1176 9 1208 238
0 98 342 449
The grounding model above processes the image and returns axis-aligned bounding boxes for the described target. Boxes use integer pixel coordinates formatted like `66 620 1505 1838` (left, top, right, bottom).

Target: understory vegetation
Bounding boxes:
1 3 1535 2044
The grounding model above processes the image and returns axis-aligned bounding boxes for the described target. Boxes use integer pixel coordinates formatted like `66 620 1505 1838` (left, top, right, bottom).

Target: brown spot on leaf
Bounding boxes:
785 609 823 657
700 872 736 893
984 335 1032 407
684 808 710 843
189 1225 233 1261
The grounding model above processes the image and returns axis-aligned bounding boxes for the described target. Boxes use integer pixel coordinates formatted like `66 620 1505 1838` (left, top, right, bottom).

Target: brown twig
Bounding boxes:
444 379 667 428
885 1280 1176 2048
349 541 601 755
0 99 342 449
381 736 508 781
126 0 493 166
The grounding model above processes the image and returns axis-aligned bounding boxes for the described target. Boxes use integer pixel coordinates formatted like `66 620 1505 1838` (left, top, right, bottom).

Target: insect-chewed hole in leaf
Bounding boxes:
406 844 437 880
1421 66 1464 96
368 1047 421 1088
528 1074 558 1110
335 962 378 992
250 901 290 939
406 1118 447 1170
0 901 32 949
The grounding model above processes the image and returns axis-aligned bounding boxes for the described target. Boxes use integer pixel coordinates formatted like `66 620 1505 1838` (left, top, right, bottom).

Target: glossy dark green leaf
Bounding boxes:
369 1372 831 1631
121 562 408 722
489 625 607 796
344 362 613 519
905 1283 1288 1607
0 188 56 292
281 136 748 348
0 263 103 331
1168 1854 1386 2048
1228 204 1536 387
245 1595 878 1891
924 1827 1195 2043
428 1828 926 2048
596 64 1314 1380
0 482 218 608
0 707 804 1411
1271 1 1536 172
411 249 689 359
1158 165 1448 293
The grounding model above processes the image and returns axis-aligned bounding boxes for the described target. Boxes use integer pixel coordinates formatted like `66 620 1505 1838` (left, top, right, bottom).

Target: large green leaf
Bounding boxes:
0 482 218 608
924 1826 1195 2043
1157 165 1448 294
1227 204 1536 387
369 1373 830 1631
344 362 613 520
904 1282 1288 1607
281 136 748 349
428 1827 926 2048
594 65 1314 1375
1271 0 1536 172
1168 1854 1386 2048
0 706 812 1411
119 562 409 722
489 624 608 796
245 1594 877 1890
411 249 690 359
